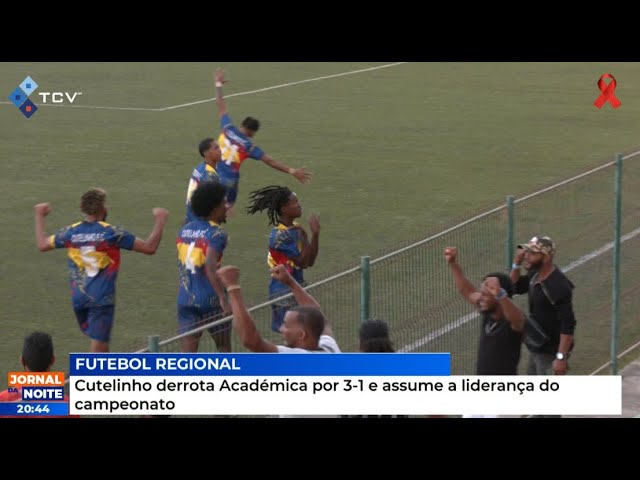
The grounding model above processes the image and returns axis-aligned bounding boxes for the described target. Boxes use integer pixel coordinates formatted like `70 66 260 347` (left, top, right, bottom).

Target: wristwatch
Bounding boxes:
555 352 567 361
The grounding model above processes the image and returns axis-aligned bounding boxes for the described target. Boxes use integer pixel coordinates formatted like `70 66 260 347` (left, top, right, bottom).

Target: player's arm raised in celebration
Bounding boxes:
34 203 54 252
261 154 312 184
289 215 320 268
214 69 228 117
131 208 170 255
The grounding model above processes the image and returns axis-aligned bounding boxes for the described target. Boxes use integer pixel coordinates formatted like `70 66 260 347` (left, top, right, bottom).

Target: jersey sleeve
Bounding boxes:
220 113 233 130
248 145 265 160
49 225 72 249
106 225 136 251
207 227 228 256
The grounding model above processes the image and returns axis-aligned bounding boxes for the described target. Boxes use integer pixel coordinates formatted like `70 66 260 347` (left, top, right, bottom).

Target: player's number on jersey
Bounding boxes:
80 246 99 277
220 137 239 166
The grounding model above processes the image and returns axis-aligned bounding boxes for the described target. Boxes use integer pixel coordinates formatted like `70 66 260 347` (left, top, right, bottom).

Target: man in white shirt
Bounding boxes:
217 264 340 418
216 264 340 354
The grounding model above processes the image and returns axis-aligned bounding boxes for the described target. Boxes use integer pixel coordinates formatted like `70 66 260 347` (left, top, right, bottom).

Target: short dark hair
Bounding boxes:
198 138 215 157
483 272 514 298
289 306 325 339
80 188 106 216
359 319 395 352
190 181 226 219
22 332 54 372
242 116 260 132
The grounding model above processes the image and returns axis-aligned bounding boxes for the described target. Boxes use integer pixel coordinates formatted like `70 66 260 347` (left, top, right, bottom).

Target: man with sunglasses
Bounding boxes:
510 236 576 377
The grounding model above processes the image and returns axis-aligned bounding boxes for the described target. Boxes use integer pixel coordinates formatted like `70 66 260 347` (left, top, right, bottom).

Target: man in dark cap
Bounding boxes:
510 235 576 376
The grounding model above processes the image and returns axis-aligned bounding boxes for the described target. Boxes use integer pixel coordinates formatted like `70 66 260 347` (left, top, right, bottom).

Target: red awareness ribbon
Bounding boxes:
593 73 621 109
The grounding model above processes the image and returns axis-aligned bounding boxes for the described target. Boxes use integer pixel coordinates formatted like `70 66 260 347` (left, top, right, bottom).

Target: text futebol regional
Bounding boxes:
74 357 240 371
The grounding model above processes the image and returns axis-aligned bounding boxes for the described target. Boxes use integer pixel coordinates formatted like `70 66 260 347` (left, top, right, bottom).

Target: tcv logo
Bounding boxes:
8 76 83 118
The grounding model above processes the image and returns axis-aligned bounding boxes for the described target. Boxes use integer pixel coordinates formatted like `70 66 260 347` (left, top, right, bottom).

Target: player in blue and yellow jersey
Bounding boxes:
213 69 312 210
246 185 320 332
177 181 231 352
33 188 170 353
184 137 222 224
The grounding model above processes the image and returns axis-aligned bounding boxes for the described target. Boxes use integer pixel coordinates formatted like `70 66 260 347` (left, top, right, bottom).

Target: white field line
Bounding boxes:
1 62 407 112
398 226 640 353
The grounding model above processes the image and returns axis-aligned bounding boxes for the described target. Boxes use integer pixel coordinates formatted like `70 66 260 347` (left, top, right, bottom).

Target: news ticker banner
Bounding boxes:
59 353 623 416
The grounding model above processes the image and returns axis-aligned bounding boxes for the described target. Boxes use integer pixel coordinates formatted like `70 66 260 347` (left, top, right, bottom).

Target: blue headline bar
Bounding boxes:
0 402 69 416
70 353 451 376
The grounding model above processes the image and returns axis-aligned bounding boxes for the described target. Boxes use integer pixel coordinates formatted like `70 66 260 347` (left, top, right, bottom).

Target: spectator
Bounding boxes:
510 235 576 376
216 264 339 353
359 319 395 352
445 247 526 375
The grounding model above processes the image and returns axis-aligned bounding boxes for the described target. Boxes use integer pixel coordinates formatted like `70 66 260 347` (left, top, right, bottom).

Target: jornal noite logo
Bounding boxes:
8 76 39 118
7 76 83 118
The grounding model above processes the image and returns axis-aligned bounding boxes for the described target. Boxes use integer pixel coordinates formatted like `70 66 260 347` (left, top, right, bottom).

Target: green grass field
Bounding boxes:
2 62 640 387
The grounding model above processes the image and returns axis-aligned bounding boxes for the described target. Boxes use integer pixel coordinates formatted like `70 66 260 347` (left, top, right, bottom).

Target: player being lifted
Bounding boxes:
213 68 312 212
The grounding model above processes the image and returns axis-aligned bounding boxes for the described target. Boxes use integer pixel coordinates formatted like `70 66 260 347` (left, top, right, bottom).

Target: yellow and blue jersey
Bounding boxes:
48 221 136 308
176 220 228 310
215 113 265 183
185 161 219 222
268 223 304 297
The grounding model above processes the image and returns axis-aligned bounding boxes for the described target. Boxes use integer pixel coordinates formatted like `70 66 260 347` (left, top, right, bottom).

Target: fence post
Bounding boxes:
148 335 160 353
611 154 623 375
360 256 370 323
506 195 515 271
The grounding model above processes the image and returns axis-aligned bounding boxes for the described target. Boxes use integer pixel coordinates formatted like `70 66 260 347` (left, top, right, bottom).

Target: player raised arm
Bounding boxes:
261 154 312 184
34 203 55 252
131 208 170 255
290 215 320 268
214 69 228 117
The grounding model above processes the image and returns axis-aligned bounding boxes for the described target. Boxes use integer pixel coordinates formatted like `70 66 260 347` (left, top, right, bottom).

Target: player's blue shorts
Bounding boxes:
218 176 239 205
74 305 115 343
178 305 229 336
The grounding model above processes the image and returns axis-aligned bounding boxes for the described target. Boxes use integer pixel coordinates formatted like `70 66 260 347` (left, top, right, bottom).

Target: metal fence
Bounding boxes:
139 151 640 376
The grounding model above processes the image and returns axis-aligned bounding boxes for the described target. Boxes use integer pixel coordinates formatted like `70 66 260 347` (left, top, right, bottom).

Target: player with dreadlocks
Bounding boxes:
246 185 320 332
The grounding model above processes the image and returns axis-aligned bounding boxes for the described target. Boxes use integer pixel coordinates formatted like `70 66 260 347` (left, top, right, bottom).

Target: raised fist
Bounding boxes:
218 265 241 287
34 203 52 217
444 247 458 264
152 208 170 223
270 264 292 285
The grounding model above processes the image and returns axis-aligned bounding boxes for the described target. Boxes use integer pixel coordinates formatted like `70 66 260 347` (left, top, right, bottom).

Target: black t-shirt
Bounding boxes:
514 267 576 354
476 312 522 375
